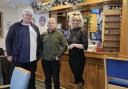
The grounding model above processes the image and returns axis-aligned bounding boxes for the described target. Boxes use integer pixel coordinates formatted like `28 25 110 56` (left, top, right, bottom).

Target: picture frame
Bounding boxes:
90 32 97 40
90 32 102 40
0 12 3 37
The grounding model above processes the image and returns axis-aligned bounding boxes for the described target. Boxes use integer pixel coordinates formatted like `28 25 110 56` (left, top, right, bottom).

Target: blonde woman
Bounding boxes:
67 11 88 89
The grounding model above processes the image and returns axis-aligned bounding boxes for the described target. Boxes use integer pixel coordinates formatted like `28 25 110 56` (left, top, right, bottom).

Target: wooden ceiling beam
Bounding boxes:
39 0 49 3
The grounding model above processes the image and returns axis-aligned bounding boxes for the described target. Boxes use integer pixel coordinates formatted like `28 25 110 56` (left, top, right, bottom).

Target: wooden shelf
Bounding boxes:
104 27 120 29
104 28 120 30
103 45 120 48
40 0 49 3
104 39 120 41
105 14 121 16
50 4 72 11
103 9 121 52
76 0 109 7
50 0 111 11
104 21 120 23
104 33 120 35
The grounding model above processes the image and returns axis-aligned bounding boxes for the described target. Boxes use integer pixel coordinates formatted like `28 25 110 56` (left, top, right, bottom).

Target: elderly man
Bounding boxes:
41 18 67 89
5 9 41 89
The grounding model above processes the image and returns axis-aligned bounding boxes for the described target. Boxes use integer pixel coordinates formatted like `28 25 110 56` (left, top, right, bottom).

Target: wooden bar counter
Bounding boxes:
36 51 118 89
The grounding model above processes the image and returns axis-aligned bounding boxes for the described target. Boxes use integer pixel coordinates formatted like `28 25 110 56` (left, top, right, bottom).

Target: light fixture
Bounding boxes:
9 2 16 8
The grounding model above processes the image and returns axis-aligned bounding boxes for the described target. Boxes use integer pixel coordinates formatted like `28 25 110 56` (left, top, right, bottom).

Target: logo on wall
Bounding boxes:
39 16 46 27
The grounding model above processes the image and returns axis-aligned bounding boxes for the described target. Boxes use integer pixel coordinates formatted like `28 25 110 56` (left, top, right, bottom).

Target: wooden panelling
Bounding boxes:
86 0 103 3
119 0 128 58
86 59 99 89
103 9 121 52
60 55 74 84
35 60 44 80
36 52 118 89
40 0 49 3
90 14 97 32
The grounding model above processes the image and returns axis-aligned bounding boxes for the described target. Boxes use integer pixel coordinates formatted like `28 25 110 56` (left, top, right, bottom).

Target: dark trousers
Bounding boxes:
41 60 60 89
69 54 85 84
11 60 37 89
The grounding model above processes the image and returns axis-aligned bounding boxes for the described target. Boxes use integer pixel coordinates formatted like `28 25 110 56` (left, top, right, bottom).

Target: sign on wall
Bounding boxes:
0 12 3 37
35 13 49 34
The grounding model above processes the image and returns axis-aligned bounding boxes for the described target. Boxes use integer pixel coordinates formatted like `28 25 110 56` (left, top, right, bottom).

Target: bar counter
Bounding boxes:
36 51 118 89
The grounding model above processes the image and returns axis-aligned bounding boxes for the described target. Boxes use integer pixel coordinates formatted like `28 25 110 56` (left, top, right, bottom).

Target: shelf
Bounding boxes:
103 45 120 48
104 28 120 30
104 21 120 23
103 9 121 52
50 0 111 11
76 0 109 7
104 39 120 42
104 27 120 29
105 14 121 16
103 49 120 52
50 4 72 11
104 33 120 35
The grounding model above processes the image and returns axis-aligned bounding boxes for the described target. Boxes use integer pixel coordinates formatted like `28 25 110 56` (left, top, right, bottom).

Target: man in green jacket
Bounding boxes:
41 17 67 89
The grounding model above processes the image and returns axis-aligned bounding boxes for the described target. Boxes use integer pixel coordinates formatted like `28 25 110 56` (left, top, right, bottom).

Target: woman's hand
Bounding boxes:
69 44 83 49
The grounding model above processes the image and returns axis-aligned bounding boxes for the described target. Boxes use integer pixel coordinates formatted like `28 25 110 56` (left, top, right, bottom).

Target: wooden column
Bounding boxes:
119 0 128 58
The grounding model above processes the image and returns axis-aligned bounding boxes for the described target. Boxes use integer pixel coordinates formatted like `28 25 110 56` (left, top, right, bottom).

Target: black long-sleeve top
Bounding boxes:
68 27 88 50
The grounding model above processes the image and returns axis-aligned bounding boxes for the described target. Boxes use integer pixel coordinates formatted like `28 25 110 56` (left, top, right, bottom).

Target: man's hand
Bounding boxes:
7 56 13 62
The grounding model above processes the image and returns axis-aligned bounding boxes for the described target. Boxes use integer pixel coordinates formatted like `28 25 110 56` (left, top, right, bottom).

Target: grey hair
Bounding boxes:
22 9 34 15
48 17 57 23
47 17 57 28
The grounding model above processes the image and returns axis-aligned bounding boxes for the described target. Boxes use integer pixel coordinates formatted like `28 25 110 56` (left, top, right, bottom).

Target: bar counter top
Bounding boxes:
64 51 119 59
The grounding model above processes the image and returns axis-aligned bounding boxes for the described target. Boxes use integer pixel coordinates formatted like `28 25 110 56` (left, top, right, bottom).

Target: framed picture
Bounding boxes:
90 32 97 40
90 31 102 40
39 16 46 27
0 12 3 37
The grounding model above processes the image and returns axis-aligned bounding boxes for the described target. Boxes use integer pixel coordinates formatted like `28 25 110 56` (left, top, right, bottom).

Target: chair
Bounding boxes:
104 57 128 89
0 67 31 89
0 48 11 85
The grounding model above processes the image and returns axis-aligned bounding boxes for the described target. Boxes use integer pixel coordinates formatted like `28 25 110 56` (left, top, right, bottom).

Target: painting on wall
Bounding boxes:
35 13 49 34
39 16 46 27
0 12 3 37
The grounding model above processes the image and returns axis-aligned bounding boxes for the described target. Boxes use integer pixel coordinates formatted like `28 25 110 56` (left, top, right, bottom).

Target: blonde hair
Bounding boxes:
68 11 84 29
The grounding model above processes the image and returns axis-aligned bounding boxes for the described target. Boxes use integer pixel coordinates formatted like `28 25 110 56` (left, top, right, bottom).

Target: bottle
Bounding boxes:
96 41 103 52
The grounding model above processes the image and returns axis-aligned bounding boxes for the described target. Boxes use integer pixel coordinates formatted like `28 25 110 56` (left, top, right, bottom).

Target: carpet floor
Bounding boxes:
35 80 66 89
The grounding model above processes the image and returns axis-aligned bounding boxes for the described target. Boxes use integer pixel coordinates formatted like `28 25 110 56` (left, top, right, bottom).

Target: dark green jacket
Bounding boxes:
41 30 67 61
